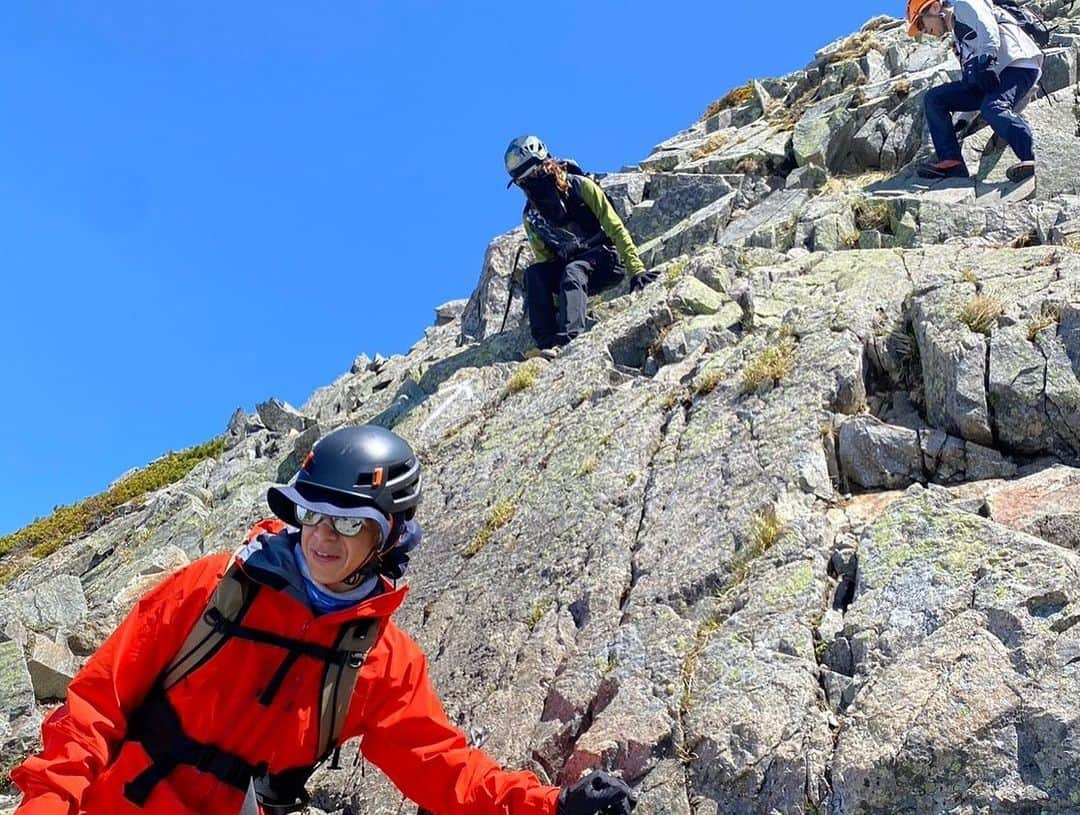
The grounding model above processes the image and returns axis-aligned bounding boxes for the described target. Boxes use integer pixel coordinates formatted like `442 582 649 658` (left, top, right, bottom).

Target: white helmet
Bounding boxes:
504 135 549 187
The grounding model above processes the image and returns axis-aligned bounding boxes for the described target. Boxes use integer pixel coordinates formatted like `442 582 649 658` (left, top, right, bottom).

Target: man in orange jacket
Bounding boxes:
11 425 636 815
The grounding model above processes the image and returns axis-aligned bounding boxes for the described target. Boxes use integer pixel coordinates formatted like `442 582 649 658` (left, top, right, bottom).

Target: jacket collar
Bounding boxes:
231 529 409 622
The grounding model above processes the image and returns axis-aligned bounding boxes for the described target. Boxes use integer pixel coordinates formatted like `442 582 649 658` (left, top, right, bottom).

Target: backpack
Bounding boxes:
990 0 1057 48
123 541 380 815
521 158 620 259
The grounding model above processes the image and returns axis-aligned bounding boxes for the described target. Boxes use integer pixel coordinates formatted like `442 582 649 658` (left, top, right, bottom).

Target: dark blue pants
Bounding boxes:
524 245 624 349
924 66 1039 164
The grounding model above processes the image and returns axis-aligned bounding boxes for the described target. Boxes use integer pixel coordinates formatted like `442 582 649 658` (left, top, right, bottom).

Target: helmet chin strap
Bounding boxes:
340 514 401 586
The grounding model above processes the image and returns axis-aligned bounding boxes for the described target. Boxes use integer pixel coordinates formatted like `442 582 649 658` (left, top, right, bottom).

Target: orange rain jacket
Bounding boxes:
12 522 560 815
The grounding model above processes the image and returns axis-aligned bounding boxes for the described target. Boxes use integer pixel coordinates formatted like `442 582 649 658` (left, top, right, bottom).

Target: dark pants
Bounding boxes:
924 66 1039 164
524 246 624 349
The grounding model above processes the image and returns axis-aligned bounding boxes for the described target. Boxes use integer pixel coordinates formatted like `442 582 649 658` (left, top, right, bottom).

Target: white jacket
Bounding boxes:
952 0 1043 74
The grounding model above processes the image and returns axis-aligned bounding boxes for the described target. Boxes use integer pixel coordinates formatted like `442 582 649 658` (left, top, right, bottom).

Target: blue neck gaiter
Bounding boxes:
292 543 379 615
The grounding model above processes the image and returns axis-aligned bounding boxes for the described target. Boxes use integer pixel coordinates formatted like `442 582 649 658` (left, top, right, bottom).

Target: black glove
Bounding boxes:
629 270 660 293
557 771 636 815
963 54 998 93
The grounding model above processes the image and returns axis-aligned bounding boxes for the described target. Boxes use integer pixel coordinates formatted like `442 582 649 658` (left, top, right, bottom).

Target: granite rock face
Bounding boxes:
2 5 1080 815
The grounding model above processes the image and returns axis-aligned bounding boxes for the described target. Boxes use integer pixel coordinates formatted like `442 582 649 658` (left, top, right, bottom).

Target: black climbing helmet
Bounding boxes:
505 135 549 188
267 425 422 529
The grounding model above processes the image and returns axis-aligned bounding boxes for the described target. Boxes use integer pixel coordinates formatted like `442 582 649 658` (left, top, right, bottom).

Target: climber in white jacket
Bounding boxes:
906 0 1043 181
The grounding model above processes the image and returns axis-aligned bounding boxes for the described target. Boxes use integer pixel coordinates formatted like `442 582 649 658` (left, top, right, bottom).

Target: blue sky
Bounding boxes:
0 1 891 536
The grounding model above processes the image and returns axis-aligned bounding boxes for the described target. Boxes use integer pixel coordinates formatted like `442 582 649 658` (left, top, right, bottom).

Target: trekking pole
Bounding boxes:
499 242 527 334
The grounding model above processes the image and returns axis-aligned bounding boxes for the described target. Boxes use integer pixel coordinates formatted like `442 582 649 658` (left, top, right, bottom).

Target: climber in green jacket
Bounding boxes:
505 135 658 353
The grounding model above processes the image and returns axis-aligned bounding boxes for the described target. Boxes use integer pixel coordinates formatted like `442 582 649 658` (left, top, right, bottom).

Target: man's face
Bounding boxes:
300 517 380 590
917 2 949 37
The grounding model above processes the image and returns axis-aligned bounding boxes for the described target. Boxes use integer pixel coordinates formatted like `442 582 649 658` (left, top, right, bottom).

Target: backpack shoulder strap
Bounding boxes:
315 617 381 759
162 560 260 689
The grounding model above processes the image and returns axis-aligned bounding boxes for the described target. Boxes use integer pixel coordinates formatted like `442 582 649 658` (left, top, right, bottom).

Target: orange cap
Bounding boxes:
906 0 938 36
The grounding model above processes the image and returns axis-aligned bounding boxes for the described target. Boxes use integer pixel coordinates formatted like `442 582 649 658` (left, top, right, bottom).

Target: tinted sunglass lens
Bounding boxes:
332 517 367 536
295 506 322 526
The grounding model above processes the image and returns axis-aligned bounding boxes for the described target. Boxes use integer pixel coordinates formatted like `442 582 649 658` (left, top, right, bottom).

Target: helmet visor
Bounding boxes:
268 484 391 543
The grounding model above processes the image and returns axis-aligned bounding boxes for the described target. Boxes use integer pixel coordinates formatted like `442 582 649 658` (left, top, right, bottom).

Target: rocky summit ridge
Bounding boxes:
3 6 1080 815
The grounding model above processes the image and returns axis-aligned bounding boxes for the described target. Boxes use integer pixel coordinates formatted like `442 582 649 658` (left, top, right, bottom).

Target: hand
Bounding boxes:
629 270 660 293
963 54 998 92
557 770 636 815
557 238 586 263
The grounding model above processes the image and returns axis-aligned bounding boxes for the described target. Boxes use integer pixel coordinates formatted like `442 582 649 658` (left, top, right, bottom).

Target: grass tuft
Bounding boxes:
504 361 540 396
0 437 226 561
824 32 885 65
689 133 731 162
959 295 1003 336
851 199 891 233
741 337 797 392
749 506 787 554
734 156 765 176
694 368 725 397
1027 303 1062 342
465 500 517 557
679 504 787 714
702 84 753 120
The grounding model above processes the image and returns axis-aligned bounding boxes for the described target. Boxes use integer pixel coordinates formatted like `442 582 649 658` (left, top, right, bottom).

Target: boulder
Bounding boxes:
0 639 41 763
27 633 76 700
434 299 468 326
793 92 855 169
17 574 88 636
460 229 531 342
838 416 924 490
255 398 309 435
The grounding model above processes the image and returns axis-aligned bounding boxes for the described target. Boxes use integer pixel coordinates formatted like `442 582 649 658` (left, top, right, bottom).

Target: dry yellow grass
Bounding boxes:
851 198 891 232
689 132 731 162
741 337 797 392
702 84 754 120
959 295 1003 336
465 500 517 557
504 361 540 396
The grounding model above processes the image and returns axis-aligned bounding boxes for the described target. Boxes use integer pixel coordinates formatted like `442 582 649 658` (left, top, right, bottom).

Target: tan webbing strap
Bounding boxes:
162 564 255 690
315 619 380 759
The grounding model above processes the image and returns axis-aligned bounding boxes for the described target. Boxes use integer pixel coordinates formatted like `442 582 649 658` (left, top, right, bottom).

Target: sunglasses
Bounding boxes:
294 505 371 537
514 163 545 187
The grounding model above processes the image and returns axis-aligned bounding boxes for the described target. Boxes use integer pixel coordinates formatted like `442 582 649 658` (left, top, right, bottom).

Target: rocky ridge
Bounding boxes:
3 6 1080 815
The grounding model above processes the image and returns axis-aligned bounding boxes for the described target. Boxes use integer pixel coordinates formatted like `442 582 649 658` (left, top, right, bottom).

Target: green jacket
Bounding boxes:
522 176 646 277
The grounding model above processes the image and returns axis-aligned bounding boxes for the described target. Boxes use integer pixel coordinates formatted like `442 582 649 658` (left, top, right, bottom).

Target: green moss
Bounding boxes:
0 437 226 561
526 599 551 629
865 505 988 584
765 562 814 606
664 259 688 287
595 655 619 675
465 500 517 557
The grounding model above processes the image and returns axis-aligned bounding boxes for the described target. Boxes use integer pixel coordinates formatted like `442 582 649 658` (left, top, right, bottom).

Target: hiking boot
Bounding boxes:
917 160 970 180
1006 162 1035 183
522 347 559 361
